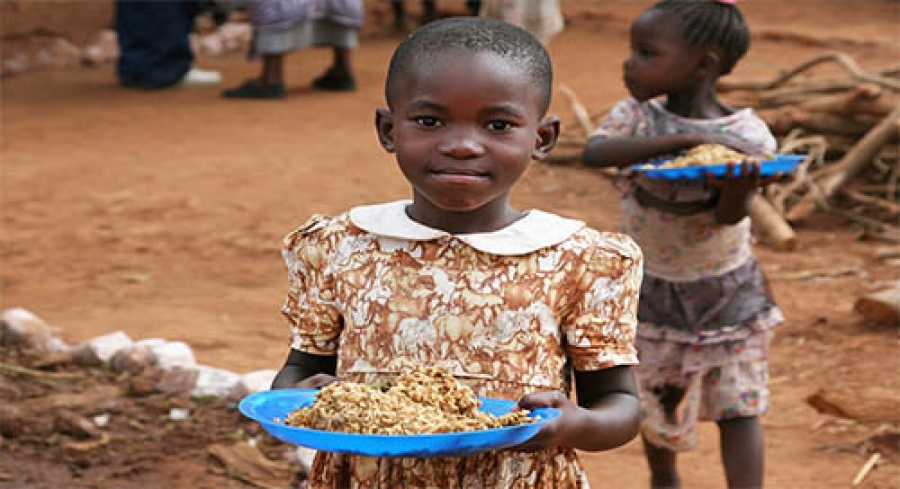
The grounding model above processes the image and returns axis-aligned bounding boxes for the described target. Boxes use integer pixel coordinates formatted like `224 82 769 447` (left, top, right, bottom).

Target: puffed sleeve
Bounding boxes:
590 97 646 138
738 111 778 155
563 231 643 371
281 214 343 355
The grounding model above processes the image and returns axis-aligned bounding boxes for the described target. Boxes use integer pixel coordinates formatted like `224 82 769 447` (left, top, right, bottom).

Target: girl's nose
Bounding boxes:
623 56 634 72
438 128 485 158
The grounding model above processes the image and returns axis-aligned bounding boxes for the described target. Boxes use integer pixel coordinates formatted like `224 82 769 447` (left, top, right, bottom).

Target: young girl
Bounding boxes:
582 1 781 488
272 17 643 489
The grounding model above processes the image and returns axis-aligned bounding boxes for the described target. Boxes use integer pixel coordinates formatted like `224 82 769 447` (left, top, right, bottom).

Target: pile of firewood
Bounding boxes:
550 52 899 250
719 52 899 245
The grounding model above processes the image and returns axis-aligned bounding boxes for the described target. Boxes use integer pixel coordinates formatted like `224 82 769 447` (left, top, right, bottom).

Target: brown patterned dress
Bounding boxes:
280 201 643 488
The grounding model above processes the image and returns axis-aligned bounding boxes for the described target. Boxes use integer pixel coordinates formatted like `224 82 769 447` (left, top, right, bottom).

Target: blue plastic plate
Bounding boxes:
239 389 560 458
637 153 804 180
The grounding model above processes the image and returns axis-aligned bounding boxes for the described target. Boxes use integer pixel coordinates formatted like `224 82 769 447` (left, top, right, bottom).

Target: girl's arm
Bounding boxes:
582 132 769 169
271 348 338 389
515 365 641 452
582 133 704 169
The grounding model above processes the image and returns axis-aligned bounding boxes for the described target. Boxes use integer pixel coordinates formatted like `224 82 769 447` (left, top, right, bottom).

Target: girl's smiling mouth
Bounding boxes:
428 166 491 182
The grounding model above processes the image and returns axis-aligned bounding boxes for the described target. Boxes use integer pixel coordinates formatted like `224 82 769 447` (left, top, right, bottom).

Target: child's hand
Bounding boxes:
510 391 582 452
706 161 761 195
706 162 783 224
706 162 784 191
293 373 341 389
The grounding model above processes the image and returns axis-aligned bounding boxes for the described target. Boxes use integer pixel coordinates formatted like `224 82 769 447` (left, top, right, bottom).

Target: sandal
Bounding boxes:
312 71 357 92
222 79 286 99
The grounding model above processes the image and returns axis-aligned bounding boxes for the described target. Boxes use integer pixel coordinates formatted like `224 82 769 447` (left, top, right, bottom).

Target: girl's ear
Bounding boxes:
699 49 724 78
375 108 396 153
532 116 560 161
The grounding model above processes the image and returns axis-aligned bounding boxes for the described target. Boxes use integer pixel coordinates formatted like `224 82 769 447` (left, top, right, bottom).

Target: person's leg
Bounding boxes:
260 54 285 86
115 0 195 88
718 416 764 489
391 1 407 31
222 53 286 99
421 0 437 23
331 47 353 79
466 0 481 16
312 46 355 91
642 384 685 488
642 436 680 489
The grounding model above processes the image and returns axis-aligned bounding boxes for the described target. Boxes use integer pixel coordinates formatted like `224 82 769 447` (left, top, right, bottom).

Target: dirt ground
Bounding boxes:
2 1 899 488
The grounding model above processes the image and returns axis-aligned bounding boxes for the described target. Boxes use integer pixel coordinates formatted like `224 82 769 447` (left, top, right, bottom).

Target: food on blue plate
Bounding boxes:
282 367 534 435
639 143 766 170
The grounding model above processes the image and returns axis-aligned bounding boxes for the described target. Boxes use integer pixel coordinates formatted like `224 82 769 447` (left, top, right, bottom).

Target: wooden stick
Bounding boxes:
791 110 876 138
797 85 897 118
852 452 881 486
863 227 900 244
557 85 618 179
559 84 594 138
855 285 900 325
840 188 900 214
751 196 797 250
787 107 900 223
0 360 83 380
717 53 900 92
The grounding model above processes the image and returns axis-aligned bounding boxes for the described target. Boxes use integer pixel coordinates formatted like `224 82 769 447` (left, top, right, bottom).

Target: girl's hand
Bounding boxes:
293 373 341 389
706 161 761 195
706 162 783 224
510 391 583 452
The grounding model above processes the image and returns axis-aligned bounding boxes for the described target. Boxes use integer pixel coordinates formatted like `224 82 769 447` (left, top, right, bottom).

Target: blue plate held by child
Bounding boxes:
239 389 561 458
637 153 804 181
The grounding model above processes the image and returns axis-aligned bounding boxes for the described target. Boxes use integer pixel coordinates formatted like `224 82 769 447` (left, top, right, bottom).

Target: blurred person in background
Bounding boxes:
479 0 563 45
116 0 222 89
222 0 363 99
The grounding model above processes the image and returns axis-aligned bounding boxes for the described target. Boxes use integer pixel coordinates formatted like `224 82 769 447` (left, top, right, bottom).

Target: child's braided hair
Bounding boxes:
651 0 750 75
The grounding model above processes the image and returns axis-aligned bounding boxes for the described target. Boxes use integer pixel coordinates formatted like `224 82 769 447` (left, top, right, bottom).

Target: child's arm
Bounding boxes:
271 348 338 389
515 365 641 452
583 132 769 169
582 133 703 169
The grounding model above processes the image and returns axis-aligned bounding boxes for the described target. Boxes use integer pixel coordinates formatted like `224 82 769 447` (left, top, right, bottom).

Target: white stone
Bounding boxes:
227 369 278 400
145 340 196 370
197 34 223 57
35 38 82 69
157 365 199 393
111 345 155 373
2 54 30 77
217 22 252 52
191 365 241 399
0 307 55 351
93 414 110 427
45 337 71 353
76 331 133 364
135 338 166 348
169 408 190 421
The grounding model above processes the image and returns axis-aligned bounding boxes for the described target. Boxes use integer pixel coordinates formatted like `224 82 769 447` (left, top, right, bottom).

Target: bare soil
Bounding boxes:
1 1 899 488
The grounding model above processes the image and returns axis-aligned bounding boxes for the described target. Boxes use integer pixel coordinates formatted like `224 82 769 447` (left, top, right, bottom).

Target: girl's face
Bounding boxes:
623 10 705 101
376 51 558 232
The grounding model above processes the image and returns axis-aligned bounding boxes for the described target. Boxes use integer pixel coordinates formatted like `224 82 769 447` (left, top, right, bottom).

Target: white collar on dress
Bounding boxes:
348 200 585 256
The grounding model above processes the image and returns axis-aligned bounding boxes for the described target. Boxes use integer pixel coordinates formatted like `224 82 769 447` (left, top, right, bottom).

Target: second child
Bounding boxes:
582 1 782 488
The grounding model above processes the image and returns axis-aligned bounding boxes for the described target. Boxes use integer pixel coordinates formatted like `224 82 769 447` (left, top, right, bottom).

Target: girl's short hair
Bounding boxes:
651 0 750 75
385 17 553 115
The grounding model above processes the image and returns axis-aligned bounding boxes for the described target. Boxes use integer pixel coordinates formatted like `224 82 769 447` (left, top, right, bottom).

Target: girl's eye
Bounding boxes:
486 120 513 131
415 116 442 128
